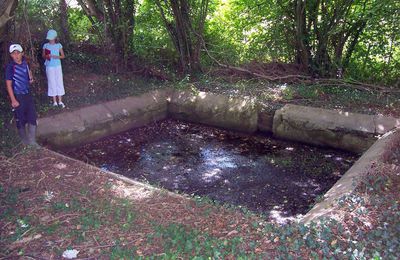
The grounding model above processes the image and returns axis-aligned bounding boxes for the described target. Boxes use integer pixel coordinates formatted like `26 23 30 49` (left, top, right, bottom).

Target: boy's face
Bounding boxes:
10 51 23 64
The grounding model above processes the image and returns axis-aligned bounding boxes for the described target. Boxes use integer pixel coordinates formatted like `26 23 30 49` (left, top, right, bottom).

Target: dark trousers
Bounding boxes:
14 93 37 129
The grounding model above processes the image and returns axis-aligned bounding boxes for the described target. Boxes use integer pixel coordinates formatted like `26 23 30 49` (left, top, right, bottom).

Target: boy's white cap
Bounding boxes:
46 29 57 40
9 44 23 53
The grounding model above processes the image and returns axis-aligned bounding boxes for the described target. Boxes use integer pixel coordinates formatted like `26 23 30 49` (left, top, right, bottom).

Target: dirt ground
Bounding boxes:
1 64 399 258
0 148 277 258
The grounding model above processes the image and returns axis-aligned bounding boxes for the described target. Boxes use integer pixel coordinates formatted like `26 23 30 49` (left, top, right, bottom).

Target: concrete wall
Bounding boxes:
37 89 169 148
37 90 399 153
168 90 258 133
300 128 400 223
273 104 400 153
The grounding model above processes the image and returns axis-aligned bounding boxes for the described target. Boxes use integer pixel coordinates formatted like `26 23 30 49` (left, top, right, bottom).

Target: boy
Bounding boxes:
5 43 38 146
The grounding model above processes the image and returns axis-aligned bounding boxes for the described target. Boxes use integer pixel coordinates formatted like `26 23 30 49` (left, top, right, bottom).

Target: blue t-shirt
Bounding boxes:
5 59 30 95
43 42 63 67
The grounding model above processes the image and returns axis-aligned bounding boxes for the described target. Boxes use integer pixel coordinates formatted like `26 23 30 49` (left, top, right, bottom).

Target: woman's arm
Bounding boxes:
59 48 65 59
51 48 65 59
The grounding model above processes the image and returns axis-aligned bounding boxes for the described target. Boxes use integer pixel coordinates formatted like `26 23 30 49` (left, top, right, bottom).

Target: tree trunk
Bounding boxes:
77 0 136 70
0 0 19 73
155 0 208 74
59 0 71 46
294 0 310 71
0 0 18 29
342 20 366 69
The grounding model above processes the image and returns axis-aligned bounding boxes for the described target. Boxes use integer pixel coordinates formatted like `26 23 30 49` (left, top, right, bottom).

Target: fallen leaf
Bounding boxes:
227 230 239 236
62 249 79 259
54 163 67 169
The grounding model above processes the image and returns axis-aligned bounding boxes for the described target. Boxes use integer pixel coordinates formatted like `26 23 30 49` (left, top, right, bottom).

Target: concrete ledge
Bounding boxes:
169 90 258 133
273 104 400 153
300 128 400 223
37 89 169 148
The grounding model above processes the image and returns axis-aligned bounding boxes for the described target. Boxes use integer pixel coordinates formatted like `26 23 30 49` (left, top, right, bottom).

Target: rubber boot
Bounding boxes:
17 126 29 145
27 124 39 147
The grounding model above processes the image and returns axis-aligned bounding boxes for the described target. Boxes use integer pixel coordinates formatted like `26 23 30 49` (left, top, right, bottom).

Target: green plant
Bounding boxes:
108 242 137 260
51 201 73 212
0 186 22 220
38 222 61 235
150 223 248 258
10 217 32 242
281 85 295 100
296 84 321 99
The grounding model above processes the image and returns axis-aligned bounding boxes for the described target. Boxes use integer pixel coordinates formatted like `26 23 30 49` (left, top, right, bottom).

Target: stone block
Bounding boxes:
37 90 169 148
272 104 397 153
169 90 258 133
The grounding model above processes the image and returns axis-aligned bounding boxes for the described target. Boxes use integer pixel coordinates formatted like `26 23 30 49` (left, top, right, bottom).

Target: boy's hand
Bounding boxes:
29 78 34 84
11 100 20 108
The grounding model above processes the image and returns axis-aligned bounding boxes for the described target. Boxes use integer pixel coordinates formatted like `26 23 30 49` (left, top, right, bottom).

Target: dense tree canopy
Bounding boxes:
1 0 399 84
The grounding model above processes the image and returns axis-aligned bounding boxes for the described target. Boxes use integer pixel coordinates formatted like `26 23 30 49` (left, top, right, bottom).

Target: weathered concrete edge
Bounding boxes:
168 90 259 133
272 104 400 153
37 89 170 148
300 128 400 223
37 88 399 152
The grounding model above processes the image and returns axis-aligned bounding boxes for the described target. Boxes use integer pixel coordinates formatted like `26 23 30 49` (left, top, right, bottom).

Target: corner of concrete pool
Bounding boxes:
37 89 400 223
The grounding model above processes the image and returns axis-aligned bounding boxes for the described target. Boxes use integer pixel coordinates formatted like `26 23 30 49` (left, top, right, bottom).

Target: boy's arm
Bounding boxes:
5 80 19 108
28 66 34 84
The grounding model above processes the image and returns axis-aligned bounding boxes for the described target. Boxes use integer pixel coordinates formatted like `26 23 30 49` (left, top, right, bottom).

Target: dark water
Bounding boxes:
59 119 357 223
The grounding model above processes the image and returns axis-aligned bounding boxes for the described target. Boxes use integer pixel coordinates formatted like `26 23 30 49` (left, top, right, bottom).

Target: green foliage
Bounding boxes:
204 0 400 84
0 83 20 156
15 0 59 37
150 223 248 258
0 186 19 220
108 241 137 260
68 8 97 43
206 0 293 64
6 0 400 84
133 0 176 66
345 0 400 86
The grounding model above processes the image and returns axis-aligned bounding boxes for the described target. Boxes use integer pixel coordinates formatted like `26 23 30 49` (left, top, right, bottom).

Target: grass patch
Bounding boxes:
107 241 137 259
150 223 252 259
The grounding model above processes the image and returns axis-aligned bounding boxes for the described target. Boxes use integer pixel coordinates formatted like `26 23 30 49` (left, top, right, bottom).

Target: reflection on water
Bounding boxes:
201 147 237 169
60 119 357 222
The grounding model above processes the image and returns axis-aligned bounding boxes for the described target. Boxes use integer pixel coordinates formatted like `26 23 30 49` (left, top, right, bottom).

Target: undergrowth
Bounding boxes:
1 161 399 259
